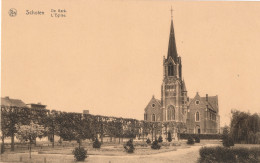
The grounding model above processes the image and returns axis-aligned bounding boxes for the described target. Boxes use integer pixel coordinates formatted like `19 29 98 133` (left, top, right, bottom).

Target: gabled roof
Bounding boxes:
155 99 161 105
188 93 219 112
187 98 193 106
144 96 161 110
1 97 28 108
201 96 218 112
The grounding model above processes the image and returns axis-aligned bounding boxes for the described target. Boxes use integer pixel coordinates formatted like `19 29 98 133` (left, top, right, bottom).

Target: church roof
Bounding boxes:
144 96 161 110
167 19 178 62
155 99 161 105
182 80 187 92
1 96 28 108
188 93 218 112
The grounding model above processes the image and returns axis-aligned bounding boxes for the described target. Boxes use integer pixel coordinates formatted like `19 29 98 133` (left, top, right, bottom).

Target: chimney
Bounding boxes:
83 110 89 115
206 94 208 101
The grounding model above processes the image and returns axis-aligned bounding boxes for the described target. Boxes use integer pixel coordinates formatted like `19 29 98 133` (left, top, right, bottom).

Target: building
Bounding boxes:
1 96 47 110
26 103 47 110
1 96 28 108
83 110 90 115
144 15 220 134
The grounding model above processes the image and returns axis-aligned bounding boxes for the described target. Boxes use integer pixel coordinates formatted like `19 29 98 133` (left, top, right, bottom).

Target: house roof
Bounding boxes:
1 97 28 108
27 103 47 107
201 96 218 112
188 93 218 112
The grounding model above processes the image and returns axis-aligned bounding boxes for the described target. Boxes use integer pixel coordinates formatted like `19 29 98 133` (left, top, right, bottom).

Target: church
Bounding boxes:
144 14 220 135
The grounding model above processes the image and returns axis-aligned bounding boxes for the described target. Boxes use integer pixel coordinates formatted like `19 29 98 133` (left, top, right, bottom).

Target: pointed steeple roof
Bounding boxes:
182 79 187 92
167 18 178 62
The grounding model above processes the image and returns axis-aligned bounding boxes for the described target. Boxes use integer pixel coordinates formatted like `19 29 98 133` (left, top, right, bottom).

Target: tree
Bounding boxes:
15 122 44 158
230 110 260 144
58 112 93 148
142 121 152 142
114 119 124 143
150 122 162 141
222 126 234 147
1 107 30 151
123 119 139 139
167 132 172 142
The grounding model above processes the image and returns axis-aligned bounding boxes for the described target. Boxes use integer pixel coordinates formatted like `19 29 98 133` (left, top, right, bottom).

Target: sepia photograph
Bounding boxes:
1 0 260 162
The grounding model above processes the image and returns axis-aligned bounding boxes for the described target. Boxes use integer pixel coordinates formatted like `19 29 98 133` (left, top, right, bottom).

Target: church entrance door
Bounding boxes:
195 126 200 134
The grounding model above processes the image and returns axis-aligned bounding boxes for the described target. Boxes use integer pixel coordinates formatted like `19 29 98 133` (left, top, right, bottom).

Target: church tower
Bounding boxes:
161 15 188 122
144 8 220 135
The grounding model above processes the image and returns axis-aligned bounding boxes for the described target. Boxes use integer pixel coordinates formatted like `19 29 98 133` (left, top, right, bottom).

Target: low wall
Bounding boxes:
180 133 222 139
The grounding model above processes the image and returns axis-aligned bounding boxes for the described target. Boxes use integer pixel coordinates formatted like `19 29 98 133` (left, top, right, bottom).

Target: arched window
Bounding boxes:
152 114 156 122
172 107 175 120
167 105 175 121
168 63 174 76
144 114 147 121
195 112 200 122
167 108 171 121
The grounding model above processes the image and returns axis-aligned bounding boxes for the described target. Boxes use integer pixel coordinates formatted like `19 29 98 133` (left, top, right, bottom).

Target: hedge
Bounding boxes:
198 146 260 163
180 133 222 140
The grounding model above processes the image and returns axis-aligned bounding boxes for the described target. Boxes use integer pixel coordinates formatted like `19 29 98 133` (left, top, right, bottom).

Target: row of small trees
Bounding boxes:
1 106 139 151
1 106 186 152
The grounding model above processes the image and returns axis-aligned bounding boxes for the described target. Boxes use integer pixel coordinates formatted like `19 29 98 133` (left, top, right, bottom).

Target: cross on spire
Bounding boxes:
167 5 178 62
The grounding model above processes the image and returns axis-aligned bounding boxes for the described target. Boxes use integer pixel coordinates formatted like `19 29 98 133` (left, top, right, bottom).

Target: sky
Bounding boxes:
2 0 260 127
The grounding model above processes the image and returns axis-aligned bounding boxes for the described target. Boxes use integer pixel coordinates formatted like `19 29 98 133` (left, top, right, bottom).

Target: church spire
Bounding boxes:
167 7 178 62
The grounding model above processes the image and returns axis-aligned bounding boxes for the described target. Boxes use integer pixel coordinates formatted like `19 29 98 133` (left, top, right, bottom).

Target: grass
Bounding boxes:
1 140 222 162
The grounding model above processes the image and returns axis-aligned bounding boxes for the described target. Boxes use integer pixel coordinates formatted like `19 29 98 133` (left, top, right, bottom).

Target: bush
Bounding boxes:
187 136 194 145
146 138 151 144
158 136 163 143
198 146 260 163
151 139 161 150
93 138 101 148
72 147 87 161
194 136 200 143
124 139 135 153
167 132 172 142
222 136 234 148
